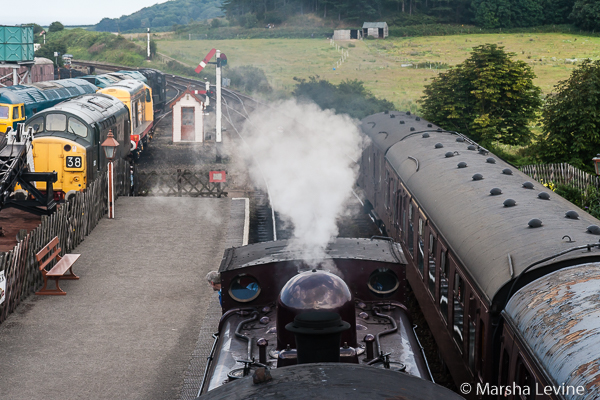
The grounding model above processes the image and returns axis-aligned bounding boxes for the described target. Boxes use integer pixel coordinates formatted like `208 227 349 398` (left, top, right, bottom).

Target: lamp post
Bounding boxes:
101 130 119 219
594 154 600 176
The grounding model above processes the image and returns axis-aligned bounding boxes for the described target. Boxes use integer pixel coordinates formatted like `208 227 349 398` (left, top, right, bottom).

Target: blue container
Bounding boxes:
0 26 34 62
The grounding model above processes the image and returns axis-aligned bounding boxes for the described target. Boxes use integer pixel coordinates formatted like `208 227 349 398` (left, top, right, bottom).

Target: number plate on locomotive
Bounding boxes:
66 156 82 169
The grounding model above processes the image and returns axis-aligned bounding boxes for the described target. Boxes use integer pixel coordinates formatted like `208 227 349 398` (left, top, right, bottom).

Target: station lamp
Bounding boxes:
101 130 119 218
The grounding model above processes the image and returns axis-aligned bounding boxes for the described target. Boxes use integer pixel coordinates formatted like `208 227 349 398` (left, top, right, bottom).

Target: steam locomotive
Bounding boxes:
197 237 465 399
359 111 600 399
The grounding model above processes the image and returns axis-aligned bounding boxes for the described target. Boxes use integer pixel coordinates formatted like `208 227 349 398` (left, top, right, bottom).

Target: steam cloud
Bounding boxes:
241 99 364 264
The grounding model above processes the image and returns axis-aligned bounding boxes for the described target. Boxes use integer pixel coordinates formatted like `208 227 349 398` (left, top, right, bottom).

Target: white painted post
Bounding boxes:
216 50 222 143
147 28 150 60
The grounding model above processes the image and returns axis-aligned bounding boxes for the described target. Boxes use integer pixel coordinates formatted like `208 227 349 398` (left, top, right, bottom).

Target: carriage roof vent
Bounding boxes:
467 145 477 150
384 110 389 114
427 124 432 127
565 210 579 219
400 120 405 124
410 127 415 131
487 157 496 164
538 192 551 200
445 152 454 158
528 218 543 228
435 143 444 149
437 128 442 131
504 199 516 207
406 111 411 115
456 137 465 142
523 181 534 189
490 188 502 195
416 117 421 121
390 114 395 118
422 133 430 138
472 173 483 180
458 162 468 168
588 225 600 235
502 168 513 175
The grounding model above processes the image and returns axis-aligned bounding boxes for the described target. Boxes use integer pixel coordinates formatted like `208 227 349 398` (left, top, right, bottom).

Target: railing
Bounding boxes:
134 169 229 197
519 163 600 191
0 158 130 325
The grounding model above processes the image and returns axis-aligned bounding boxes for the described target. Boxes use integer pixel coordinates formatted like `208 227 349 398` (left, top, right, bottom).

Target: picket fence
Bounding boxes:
519 163 600 191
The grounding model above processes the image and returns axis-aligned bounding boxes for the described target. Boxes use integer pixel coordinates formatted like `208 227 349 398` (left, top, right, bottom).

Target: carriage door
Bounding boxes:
181 107 195 141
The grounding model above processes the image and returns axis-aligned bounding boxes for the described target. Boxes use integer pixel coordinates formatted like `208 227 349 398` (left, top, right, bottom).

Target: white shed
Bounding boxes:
362 22 388 39
333 29 362 40
171 87 205 143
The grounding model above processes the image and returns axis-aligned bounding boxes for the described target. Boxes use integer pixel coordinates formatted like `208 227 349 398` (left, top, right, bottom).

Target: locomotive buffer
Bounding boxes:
0 124 57 215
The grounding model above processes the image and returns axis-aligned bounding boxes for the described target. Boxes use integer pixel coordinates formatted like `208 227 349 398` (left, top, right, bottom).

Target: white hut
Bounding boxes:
333 29 362 40
362 22 388 39
171 87 205 143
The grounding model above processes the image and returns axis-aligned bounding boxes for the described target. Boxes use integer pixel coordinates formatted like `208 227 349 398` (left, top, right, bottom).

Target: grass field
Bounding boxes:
154 32 600 111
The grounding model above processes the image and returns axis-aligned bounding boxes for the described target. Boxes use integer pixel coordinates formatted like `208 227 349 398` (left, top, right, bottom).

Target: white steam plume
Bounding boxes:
241 99 363 264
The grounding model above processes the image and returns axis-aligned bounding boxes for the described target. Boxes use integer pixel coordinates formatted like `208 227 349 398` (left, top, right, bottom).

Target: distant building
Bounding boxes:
333 29 362 40
170 87 205 143
362 22 388 39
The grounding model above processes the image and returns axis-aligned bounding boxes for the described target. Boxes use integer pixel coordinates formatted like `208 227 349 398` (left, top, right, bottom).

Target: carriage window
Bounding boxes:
453 272 465 347
26 117 44 133
407 204 414 256
46 114 66 131
516 358 535 400
478 319 485 374
417 236 424 276
68 118 88 138
428 233 436 299
468 319 476 372
0 106 8 119
439 250 449 322
500 348 510 386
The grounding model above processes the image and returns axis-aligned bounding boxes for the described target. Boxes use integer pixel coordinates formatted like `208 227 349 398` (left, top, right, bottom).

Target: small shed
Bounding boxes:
362 22 388 39
170 87 206 143
333 29 362 40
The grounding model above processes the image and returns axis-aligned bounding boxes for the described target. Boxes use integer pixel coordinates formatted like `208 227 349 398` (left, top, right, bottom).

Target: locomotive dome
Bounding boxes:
276 270 357 349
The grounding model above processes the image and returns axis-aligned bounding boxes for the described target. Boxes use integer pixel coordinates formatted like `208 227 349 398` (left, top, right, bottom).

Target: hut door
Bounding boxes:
181 107 195 141
378 28 384 38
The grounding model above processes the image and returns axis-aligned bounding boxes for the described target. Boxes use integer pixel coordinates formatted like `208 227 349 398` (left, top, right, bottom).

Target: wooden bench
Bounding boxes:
35 236 80 296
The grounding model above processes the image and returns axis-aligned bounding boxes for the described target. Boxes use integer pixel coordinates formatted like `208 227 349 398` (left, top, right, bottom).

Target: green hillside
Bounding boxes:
94 0 223 33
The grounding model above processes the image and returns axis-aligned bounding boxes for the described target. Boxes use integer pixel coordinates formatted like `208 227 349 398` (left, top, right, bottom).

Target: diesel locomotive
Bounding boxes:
24 93 131 200
359 111 600 399
0 78 98 134
98 79 154 157
197 237 465 399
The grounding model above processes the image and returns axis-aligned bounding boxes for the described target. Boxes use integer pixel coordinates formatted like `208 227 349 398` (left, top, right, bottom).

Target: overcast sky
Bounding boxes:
4 0 170 26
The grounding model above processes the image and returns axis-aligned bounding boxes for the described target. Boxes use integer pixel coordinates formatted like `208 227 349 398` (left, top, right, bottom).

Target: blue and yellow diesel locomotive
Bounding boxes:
24 93 131 200
0 78 97 134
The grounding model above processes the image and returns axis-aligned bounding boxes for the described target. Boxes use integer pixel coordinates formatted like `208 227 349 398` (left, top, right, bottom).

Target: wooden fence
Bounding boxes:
0 158 130 325
134 169 229 197
519 163 600 191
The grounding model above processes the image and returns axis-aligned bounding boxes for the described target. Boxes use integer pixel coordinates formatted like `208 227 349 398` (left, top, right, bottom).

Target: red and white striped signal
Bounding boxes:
195 48 217 73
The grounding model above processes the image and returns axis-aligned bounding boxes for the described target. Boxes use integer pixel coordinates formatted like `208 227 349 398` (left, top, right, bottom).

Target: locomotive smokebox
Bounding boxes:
286 311 350 364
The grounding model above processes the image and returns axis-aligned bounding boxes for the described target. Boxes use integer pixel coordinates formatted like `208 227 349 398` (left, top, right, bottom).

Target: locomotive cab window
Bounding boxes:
26 117 44 133
12 106 19 119
0 106 8 119
68 117 88 138
368 268 399 297
229 275 261 302
46 114 66 132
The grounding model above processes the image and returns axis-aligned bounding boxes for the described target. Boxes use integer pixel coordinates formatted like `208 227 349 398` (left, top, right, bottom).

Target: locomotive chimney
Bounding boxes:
285 311 350 364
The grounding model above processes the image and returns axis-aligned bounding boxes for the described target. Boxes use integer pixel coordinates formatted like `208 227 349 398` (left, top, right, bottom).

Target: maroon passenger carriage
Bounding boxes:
197 237 465 399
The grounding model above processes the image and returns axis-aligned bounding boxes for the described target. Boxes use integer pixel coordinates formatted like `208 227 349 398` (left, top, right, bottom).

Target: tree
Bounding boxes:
48 21 64 33
420 44 542 147
538 59 600 171
570 0 600 31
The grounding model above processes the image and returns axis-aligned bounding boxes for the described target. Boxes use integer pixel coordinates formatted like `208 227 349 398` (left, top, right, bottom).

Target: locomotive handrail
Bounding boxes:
234 311 259 363
369 306 398 359
198 333 219 397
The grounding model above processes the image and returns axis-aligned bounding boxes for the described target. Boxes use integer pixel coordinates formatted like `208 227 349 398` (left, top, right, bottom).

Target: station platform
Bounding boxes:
0 196 247 400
